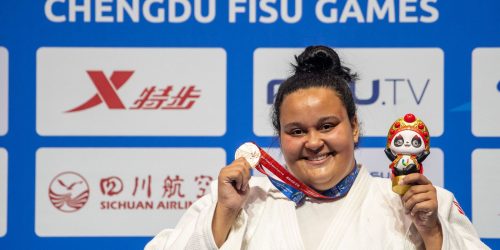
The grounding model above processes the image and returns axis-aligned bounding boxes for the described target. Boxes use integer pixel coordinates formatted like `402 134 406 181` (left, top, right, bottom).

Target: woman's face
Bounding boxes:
279 87 359 191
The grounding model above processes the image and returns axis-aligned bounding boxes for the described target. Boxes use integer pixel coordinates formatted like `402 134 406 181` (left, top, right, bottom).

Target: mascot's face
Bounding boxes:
389 130 425 155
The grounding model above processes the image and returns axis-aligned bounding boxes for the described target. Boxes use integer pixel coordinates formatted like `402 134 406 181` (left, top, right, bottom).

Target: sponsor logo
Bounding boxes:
472 48 500 136
350 78 430 106
67 70 201 112
97 174 210 211
267 78 430 106
472 149 500 238
267 79 282 104
254 48 443 137
67 71 134 112
0 47 7 136
0 149 7 237
100 176 123 196
49 172 90 212
47 170 214 213
37 48 226 136
36 148 225 236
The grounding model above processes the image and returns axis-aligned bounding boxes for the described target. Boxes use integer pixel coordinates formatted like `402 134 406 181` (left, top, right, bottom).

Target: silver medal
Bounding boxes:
235 142 261 168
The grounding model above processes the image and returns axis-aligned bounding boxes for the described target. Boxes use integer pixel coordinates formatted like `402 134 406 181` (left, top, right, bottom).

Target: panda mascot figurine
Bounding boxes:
385 113 430 195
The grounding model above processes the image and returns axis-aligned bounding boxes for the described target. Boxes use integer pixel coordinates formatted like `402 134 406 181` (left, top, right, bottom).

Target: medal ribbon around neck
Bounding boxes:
235 142 359 204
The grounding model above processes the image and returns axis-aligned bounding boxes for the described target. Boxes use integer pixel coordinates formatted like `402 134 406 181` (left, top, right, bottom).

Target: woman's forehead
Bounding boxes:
283 89 343 112
282 88 342 107
279 88 348 127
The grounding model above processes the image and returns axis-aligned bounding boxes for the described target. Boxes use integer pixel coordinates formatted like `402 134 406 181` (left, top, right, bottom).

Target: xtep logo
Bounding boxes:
67 70 201 112
67 71 134 112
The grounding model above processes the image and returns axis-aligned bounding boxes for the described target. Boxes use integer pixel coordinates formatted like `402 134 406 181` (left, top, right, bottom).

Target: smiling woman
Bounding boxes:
145 46 490 250
278 87 358 191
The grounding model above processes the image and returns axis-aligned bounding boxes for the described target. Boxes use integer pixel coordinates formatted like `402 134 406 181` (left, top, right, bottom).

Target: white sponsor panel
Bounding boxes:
255 147 443 187
0 148 7 237
37 48 226 136
0 47 8 136
253 48 303 136
472 48 500 136
254 48 443 136
355 147 444 187
472 149 500 238
35 148 225 236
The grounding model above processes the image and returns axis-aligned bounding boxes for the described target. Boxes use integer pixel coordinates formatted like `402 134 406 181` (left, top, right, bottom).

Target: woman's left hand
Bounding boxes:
401 173 443 249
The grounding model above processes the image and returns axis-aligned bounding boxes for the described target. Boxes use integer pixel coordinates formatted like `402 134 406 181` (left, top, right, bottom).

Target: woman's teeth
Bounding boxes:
308 154 329 161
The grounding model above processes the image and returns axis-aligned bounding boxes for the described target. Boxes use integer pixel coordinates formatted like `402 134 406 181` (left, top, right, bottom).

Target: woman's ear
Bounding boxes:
351 117 360 145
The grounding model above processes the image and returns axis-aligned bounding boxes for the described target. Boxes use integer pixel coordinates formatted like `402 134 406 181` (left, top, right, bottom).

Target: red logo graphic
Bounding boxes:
100 176 123 196
130 85 201 110
162 175 185 198
133 175 152 198
49 171 90 212
66 70 202 112
453 200 465 215
66 71 134 112
194 175 213 198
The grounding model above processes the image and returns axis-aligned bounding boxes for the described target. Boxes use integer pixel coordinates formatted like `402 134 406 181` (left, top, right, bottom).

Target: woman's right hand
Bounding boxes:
212 158 252 247
217 157 252 210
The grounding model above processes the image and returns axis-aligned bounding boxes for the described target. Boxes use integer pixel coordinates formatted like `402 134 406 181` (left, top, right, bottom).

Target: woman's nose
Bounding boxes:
305 130 324 150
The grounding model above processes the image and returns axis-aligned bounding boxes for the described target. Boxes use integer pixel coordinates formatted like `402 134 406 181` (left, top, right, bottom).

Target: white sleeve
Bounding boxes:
145 181 249 250
144 194 217 250
437 189 491 250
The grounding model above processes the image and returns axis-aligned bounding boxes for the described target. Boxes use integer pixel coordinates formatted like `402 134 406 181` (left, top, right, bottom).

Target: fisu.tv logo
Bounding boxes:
267 78 431 105
67 70 201 112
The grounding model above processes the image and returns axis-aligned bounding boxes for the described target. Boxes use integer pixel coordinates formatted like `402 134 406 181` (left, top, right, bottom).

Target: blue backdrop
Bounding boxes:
0 0 499 249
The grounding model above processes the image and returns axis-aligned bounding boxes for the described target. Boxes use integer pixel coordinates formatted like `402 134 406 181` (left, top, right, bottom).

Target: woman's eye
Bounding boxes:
412 135 422 148
320 123 334 131
290 129 304 135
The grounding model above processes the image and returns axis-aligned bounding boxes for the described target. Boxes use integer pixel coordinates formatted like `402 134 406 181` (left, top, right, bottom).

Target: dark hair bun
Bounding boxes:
294 45 355 83
295 46 340 73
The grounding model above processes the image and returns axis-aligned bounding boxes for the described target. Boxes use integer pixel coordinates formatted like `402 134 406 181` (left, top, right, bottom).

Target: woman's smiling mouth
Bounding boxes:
302 153 335 164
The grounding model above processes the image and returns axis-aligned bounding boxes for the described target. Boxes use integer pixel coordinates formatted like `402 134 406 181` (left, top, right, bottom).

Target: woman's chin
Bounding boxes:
306 176 338 191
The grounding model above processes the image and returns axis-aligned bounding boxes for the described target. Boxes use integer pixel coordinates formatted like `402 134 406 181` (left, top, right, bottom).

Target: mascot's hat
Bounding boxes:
386 113 430 151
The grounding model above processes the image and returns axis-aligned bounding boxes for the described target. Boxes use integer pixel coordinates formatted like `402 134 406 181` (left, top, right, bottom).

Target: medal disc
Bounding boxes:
235 142 261 168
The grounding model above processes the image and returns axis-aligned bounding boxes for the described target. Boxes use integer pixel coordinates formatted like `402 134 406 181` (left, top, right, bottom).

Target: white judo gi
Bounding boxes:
146 167 490 250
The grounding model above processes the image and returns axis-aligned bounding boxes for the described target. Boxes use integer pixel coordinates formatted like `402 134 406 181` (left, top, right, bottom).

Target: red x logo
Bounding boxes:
66 70 134 112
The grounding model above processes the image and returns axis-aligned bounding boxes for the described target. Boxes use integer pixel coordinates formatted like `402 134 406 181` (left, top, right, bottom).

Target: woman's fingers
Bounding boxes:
399 173 439 232
410 200 437 218
402 191 432 214
401 173 432 186
219 158 252 192
401 173 437 213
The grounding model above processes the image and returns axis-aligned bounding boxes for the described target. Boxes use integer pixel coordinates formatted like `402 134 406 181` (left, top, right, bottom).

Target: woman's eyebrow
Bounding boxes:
282 122 302 130
318 116 340 123
282 116 340 129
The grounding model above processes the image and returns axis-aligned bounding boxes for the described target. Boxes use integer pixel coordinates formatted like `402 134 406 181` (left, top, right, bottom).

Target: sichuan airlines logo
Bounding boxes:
49 172 90 212
66 70 201 112
100 176 123 196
